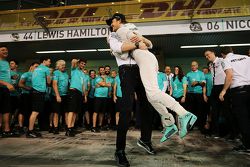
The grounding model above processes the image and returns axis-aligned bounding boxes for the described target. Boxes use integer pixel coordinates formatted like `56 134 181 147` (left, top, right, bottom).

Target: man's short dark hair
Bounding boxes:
204 49 215 54
98 66 105 70
9 59 19 65
105 65 111 69
39 56 51 63
79 58 87 63
89 69 96 75
220 46 233 55
31 62 39 67
106 13 127 26
203 66 209 70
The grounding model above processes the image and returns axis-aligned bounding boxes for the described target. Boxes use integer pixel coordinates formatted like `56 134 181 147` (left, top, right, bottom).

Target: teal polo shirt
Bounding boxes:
204 73 213 97
70 67 86 94
20 72 32 94
115 76 122 97
88 77 96 98
94 76 109 98
84 75 90 92
0 60 11 87
32 64 50 93
171 76 188 98
52 70 69 96
157 72 167 91
186 70 206 94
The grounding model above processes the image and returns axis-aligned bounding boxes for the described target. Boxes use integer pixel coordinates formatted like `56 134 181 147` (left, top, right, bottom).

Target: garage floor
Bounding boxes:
0 129 249 167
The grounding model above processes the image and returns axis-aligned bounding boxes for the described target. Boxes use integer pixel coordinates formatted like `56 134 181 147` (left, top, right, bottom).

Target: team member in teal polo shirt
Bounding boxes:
203 67 213 97
87 70 96 129
78 68 91 130
104 65 115 130
91 66 110 133
113 75 122 129
52 60 69 134
88 70 96 99
157 71 167 92
26 56 51 138
18 62 39 133
9 60 22 129
186 61 207 132
0 45 16 137
9 60 22 95
66 58 87 137
170 66 188 103
169 66 188 127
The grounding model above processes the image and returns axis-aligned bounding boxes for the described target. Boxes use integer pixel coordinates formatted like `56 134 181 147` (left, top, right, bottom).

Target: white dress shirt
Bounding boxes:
108 32 136 67
222 53 250 88
209 57 226 85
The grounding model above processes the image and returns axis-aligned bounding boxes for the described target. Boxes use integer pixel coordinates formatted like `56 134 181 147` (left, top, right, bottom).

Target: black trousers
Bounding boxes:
116 64 153 151
186 93 206 130
210 85 233 136
231 85 250 148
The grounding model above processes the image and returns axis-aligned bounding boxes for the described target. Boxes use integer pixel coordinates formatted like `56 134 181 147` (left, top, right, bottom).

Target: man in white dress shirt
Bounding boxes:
204 49 235 139
219 46 250 154
107 16 155 167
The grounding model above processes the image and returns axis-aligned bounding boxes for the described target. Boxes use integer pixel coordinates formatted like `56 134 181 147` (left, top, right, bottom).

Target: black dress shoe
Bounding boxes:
53 127 59 134
26 130 42 138
65 128 75 137
115 150 130 167
2 131 20 138
137 138 156 155
91 127 100 133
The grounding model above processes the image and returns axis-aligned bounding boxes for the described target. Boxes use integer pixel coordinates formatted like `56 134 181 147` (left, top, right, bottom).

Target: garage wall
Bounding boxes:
163 57 208 74
16 56 208 75
17 58 118 73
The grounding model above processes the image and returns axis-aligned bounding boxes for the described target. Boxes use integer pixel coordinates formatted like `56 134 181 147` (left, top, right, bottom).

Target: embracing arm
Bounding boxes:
219 69 233 101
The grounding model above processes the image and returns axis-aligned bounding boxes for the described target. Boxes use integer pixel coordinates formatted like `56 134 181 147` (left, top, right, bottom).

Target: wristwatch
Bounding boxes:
135 42 139 49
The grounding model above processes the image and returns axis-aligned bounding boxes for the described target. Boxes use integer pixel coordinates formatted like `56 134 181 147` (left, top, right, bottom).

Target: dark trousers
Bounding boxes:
210 85 233 136
231 85 250 148
116 64 153 151
186 93 206 130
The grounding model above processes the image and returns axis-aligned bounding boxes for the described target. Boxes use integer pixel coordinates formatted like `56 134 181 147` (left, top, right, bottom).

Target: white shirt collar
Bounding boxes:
213 57 219 63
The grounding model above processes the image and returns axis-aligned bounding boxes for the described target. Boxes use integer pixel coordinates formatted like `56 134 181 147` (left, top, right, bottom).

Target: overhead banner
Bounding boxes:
1 16 249 42
0 0 250 31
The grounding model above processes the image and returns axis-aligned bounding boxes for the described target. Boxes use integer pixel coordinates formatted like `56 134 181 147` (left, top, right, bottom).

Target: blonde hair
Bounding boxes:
55 60 66 69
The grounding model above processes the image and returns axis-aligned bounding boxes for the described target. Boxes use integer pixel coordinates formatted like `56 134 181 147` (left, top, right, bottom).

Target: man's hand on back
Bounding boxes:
130 36 142 43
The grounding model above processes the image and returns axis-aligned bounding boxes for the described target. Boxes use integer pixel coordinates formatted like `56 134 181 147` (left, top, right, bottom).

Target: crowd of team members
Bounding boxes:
0 45 246 142
0 49 125 138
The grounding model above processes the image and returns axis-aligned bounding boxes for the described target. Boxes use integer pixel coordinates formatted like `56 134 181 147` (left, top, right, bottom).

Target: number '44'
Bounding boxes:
23 33 33 40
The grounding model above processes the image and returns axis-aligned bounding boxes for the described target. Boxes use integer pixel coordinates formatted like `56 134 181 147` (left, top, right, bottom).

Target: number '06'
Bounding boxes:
207 22 220 30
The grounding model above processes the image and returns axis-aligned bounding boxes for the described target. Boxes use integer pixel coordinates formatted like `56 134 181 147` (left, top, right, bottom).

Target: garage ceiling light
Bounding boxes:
36 49 112 53
180 45 218 48
219 43 250 47
66 49 97 52
36 50 65 54
97 49 111 51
